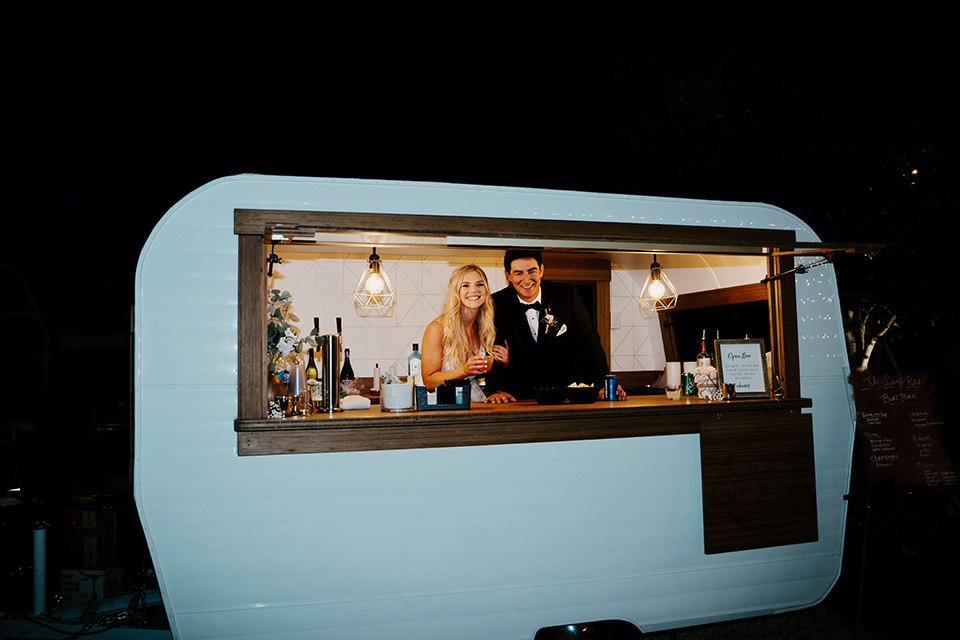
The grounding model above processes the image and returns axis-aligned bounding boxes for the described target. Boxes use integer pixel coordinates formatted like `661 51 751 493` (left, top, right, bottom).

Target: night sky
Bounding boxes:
7 5 955 348
3 7 957 630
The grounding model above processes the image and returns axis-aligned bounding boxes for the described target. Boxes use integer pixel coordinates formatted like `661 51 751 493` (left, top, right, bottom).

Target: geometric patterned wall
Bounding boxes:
270 250 662 382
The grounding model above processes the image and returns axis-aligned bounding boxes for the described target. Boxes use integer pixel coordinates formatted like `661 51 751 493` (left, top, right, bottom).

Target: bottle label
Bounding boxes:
409 359 421 376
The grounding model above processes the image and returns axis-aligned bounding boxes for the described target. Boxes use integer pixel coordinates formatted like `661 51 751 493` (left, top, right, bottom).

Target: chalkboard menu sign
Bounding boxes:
851 371 957 488
715 339 769 399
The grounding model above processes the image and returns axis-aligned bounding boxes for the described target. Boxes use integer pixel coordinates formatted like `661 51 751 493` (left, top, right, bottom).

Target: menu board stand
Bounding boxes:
845 345 958 637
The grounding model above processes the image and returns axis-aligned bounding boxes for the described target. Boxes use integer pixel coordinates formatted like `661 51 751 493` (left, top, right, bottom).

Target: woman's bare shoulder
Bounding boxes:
423 318 445 343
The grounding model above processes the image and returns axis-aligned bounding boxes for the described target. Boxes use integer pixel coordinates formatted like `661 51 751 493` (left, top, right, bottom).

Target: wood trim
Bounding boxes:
596 280 610 366
238 235 267 420
768 253 801 398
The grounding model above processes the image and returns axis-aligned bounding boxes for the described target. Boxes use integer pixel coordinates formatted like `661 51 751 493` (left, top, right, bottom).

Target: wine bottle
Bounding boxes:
372 363 380 395
305 348 320 411
696 330 711 368
340 348 355 390
408 343 422 376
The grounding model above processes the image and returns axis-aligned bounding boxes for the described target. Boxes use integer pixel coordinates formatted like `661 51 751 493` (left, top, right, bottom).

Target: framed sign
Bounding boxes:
715 339 769 398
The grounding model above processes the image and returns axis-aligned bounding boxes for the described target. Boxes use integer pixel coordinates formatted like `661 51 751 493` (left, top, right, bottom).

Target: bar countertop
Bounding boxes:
235 395 812 456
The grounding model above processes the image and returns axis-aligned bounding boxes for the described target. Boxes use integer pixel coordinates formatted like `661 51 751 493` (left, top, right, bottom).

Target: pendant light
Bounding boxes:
354 248 396 309
639 254 678 311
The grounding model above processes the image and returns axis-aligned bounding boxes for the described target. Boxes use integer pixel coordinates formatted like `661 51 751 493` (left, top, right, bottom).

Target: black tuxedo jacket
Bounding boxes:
491 281 609 399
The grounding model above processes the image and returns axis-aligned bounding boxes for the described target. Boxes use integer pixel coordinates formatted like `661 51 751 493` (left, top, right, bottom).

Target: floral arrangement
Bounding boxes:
267 289 317 372
693 365 722 401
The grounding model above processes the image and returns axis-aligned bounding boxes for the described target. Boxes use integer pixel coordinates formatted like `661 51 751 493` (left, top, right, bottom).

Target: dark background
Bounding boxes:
3 3 957 635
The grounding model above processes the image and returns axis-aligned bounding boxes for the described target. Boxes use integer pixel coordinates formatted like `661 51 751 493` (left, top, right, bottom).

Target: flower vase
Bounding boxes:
267 371 288 404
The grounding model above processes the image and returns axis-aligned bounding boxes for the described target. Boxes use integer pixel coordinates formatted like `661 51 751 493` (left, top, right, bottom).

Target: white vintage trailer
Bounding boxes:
134 175 856 639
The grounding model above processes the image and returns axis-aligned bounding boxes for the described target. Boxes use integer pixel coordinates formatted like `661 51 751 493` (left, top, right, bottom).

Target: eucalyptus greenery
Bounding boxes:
267 289 317 372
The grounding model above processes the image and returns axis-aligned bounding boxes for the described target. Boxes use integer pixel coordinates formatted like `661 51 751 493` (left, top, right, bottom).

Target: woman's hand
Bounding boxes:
462 354 494 377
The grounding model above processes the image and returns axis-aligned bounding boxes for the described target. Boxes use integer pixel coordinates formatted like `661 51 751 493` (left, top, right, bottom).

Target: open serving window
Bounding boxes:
234 208 802 422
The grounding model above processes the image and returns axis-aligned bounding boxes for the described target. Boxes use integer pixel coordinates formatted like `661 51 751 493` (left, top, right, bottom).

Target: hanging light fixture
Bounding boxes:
639 254 678 311
354 248 396 309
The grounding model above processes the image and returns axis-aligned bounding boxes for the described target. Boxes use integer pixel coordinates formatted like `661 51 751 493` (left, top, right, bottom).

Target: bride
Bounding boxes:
421 265 508 402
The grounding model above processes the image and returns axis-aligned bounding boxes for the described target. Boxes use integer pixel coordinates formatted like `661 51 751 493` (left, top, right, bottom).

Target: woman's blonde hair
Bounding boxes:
440 265 496 366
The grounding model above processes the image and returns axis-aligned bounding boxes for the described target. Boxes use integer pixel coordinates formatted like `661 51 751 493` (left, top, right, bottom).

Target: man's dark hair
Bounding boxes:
503 249 543 272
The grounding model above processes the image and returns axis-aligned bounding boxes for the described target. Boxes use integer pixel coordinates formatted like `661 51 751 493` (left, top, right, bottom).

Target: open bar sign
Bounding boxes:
715 339 770 398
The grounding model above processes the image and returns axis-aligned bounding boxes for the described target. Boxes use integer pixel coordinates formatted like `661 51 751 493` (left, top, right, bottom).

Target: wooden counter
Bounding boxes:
235 396 810 455
235 396 817 554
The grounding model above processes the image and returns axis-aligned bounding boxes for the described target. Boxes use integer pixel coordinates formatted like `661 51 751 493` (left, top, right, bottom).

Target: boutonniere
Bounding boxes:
540 306 561 334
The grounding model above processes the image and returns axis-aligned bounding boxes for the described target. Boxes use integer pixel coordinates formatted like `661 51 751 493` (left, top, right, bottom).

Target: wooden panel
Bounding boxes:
238 235 267 420
700 410 818 554
542 254 612 282
235 209 797 254
671 282 768 311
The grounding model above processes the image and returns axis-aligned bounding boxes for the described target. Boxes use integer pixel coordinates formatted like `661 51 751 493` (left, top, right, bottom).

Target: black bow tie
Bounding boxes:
522 301 543 311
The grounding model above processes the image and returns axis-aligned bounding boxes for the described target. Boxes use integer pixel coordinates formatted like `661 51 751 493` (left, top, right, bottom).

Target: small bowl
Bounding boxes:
567 385 599 404
534 386 568 405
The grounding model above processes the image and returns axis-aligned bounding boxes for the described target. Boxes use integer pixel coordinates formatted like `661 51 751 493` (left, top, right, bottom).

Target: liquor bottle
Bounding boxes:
696 330 711 369
305 348 320 410
408 343 422 376
340 348 355 390
372 363 380 395
305 348 319 381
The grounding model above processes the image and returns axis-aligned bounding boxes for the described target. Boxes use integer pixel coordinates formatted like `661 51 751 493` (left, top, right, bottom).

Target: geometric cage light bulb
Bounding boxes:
354 247 396 309
639 254 678 311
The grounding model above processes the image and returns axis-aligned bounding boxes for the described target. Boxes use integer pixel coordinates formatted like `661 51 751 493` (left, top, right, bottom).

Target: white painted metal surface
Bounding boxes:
134 175 855 639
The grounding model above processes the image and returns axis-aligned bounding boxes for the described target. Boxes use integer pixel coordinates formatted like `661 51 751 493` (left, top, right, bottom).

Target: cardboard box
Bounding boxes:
60 568 124 606
62 509 117 568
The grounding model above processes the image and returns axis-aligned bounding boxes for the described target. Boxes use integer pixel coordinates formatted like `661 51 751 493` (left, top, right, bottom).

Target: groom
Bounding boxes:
486 249 617 402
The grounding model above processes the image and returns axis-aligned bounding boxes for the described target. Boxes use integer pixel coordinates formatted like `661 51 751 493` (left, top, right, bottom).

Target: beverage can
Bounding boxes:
682 372 696 395
605 374 618 400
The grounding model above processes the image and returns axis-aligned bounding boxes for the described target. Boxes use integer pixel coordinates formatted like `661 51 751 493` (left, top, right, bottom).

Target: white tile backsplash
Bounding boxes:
269 251 663 376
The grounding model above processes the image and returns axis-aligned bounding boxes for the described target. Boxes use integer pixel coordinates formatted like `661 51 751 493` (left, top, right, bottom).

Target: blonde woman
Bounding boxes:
422 265 509 402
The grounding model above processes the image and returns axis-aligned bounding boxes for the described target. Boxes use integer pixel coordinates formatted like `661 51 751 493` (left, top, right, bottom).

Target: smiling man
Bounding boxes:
486 249 618 402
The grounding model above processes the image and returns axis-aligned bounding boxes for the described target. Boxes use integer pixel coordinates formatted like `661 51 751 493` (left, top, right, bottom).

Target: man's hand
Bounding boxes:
492 340 509 366
597 385 628 401
484 390 516 404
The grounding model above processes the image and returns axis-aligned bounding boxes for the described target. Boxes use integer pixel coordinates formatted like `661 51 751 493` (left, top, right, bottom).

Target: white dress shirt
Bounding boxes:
520 294 542 341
